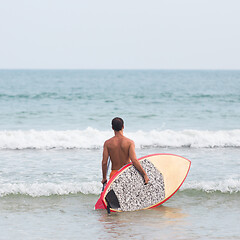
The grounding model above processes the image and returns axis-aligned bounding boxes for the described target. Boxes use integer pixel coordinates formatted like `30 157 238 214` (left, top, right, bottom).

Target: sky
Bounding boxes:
0 0 240 69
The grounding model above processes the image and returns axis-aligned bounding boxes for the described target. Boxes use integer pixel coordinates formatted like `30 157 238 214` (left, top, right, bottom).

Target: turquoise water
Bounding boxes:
0 70 239 131
0 70 240 239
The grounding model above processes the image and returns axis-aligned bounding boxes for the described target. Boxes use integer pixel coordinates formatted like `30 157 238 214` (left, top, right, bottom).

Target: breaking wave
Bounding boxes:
0 128 240 150
0 181 102 197
181 178 240 194
1 179 239 197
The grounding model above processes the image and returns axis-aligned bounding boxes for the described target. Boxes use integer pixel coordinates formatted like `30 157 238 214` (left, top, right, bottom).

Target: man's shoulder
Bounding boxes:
106 136 133 142
124 136 134 143
104 136 134 146
121 136 134 146
104 137 114 145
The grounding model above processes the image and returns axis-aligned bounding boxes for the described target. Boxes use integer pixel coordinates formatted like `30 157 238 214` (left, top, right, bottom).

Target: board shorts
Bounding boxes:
110 170 118 179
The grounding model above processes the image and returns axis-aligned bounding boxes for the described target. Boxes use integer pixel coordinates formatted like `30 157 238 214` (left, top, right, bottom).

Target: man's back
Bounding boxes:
101 117 149 184
105 135 132 170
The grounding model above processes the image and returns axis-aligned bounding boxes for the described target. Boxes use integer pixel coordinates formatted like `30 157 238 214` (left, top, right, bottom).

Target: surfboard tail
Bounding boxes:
95 193 106 210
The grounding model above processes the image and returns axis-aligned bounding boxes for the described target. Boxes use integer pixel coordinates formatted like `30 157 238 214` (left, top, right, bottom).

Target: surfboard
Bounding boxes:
95 153 191 212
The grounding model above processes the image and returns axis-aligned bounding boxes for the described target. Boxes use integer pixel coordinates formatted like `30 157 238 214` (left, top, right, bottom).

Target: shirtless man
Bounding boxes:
101 117 149 185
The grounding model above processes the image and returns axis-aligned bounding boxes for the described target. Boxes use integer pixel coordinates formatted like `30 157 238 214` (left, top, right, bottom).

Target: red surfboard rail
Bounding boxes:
95 162 132 210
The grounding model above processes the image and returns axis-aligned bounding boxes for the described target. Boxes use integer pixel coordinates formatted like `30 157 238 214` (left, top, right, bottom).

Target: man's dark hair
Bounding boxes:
112 117 124 131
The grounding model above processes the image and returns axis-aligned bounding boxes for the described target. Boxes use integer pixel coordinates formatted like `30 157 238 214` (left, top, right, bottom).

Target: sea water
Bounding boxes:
0 70 239 239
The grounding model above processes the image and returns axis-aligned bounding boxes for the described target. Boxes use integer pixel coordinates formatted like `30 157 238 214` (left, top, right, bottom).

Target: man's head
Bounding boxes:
112 117 124 131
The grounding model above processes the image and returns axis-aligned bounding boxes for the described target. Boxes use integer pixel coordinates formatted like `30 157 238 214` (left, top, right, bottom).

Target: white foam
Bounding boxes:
0 181 102 197
181 179 240 193
1 179 239 197
0 128 240 149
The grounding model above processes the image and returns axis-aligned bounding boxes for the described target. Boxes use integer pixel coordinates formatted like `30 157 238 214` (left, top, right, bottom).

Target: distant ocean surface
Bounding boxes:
0 70 239 240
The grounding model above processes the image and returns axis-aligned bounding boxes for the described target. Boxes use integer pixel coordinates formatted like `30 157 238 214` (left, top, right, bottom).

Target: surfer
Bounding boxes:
101 117 149 185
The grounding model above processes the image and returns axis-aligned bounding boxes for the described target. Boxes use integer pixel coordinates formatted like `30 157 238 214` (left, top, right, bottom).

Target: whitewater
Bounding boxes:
1 178 240 197
1 128 240 149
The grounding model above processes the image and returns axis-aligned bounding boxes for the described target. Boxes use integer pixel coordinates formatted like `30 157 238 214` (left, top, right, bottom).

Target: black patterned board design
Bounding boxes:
105 159 165 211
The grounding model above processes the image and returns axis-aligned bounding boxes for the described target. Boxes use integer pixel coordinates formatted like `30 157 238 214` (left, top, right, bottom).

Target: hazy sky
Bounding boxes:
0 0 239 69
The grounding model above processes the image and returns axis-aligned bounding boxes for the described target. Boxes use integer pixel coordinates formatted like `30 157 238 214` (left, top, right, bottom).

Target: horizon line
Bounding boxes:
0 68 240 71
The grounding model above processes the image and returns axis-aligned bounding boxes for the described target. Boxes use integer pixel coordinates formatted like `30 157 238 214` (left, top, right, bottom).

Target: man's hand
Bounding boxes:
101 178 107 184
129 141 150 185
144 175 149 184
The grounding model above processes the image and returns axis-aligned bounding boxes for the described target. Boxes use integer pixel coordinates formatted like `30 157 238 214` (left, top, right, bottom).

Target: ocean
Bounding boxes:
0 70 239 239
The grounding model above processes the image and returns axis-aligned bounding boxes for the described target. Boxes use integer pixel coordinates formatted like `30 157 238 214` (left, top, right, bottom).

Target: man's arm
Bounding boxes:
129 141 149 184
101 141 109 184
